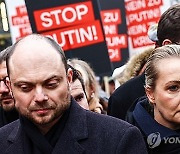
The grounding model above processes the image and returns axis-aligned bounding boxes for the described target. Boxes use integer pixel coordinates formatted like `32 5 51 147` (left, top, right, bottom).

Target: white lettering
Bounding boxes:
147 0 161 7
41 12 53 27
104 25 117 35
133 35 152 47
50 10 61 25
62 7 76 23
21 26 32 35
128 24 147 35
175 137 180 144
125 0 146 12
64 30 75 44
12 16 29 25
106 36 126 47
127 8 161 24
168 137 175 144
76 5 88 20
104 12 119 23
19 6 27 14
40 5 88 28
45 25 98 48
163 137 169 144
108 48 119 59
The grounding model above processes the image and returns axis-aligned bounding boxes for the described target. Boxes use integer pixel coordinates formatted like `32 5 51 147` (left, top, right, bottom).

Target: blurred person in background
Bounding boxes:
0 47 19 127
117 48 154 86
68 64 89 110
108 4 180 120
67 58 103 113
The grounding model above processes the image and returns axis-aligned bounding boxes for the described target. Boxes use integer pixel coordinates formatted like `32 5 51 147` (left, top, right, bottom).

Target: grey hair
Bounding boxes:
145 44 180 89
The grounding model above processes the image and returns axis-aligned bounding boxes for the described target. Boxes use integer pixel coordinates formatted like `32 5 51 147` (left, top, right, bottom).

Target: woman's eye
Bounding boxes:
168 85 179 92
74 93 84 102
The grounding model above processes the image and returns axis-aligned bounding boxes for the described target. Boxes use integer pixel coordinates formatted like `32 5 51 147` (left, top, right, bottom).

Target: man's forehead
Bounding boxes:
11 39 59 60
8 38 63 75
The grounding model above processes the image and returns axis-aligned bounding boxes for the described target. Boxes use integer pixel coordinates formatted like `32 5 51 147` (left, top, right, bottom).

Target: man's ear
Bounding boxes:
145 87 155 104
162 39 172 45
5 77 14 98
67 68 73 83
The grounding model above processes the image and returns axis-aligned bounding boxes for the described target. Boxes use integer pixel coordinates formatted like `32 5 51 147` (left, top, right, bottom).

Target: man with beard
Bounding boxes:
0 47 18 127
0 34 147 154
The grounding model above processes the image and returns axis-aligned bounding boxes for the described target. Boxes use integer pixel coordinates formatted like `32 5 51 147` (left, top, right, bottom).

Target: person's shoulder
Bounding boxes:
86 111 137 131
0 106 3 113
0 119 20 138
111 73 145 97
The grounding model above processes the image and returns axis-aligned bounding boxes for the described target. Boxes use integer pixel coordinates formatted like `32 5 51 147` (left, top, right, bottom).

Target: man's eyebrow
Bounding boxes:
13 75 62 86
13 81 33 87
43 75 61 82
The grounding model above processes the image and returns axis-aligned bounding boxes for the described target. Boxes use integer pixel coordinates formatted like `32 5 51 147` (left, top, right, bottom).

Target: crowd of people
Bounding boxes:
0 3 179 154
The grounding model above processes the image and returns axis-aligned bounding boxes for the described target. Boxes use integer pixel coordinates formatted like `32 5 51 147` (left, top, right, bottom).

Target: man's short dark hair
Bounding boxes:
0 46 11 64
157 4 180 46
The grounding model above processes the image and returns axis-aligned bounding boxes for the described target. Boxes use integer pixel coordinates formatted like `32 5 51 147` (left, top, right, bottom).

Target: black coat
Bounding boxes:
108 73 146 120
0 99 147 154
0 107 19 128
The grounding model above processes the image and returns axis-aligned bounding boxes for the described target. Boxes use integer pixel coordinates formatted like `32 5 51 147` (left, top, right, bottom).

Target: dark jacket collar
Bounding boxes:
6 98 88 153
0 107 19 128
133 98 179 138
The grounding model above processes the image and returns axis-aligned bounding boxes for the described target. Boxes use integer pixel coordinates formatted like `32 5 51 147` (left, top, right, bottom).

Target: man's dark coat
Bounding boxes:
0 99 147 154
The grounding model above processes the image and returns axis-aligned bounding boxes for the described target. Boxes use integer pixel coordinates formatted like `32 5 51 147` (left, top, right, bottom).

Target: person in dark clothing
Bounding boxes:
126 44 180 154
108 73 145 120
0 34 147 154
108 4 180 120
0 47 18 127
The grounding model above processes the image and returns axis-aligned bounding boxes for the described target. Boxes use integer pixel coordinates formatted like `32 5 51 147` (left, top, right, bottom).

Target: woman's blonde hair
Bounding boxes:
145 44 180 90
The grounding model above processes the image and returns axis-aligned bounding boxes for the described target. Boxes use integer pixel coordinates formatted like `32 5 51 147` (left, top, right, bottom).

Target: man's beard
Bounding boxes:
1 101 15 112
0 93 15 112
16 92 71 126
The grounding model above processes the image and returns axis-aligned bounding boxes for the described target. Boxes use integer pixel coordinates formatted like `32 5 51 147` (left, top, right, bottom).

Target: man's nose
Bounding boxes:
0 81 9 93
34 87 48 102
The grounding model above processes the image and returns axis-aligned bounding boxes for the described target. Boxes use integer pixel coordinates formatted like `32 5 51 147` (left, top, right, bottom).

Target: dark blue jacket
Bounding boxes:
0 99 147 154
126 97 180 154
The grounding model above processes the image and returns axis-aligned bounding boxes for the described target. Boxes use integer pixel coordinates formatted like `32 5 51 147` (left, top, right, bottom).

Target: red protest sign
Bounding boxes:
125 0 163 48
100 9 121 25
108 47 122 62
24 0 113 76
43 20 104 50
12 5 30 25
34 1 95 32
100 9 128 62
126 0 163 14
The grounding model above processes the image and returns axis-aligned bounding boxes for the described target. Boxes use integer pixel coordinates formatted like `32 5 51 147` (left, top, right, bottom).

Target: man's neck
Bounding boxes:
36 117 61 135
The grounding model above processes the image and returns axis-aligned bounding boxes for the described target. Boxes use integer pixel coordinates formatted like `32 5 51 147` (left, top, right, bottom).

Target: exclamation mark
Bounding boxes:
92 26 98 40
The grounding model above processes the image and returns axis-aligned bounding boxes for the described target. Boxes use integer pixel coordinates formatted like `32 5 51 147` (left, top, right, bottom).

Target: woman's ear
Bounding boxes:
162 39 172 45
145 87 155 104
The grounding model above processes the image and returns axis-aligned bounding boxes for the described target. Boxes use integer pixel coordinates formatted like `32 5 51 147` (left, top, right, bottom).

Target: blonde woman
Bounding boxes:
68 59 103 113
